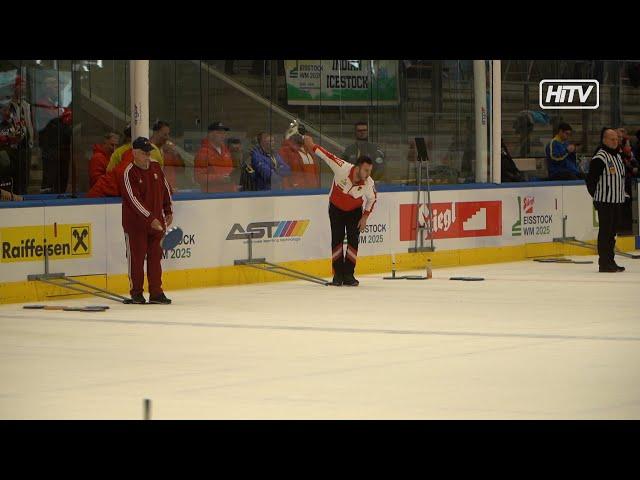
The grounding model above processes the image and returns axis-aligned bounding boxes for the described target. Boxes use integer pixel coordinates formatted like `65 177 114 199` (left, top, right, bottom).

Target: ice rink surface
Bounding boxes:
1 254 639 419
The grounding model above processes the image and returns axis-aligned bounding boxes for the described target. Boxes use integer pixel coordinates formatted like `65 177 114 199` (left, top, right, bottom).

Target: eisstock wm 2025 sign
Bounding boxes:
1 223 92 263
399 201 502 241
511 195 555 238
285 60 399 106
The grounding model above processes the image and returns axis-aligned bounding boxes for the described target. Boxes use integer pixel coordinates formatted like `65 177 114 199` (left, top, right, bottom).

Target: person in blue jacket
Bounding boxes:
545 123 585 180
250 132 291 190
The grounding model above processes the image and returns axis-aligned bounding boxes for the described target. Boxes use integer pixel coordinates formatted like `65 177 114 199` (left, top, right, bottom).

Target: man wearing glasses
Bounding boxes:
342 121 386 182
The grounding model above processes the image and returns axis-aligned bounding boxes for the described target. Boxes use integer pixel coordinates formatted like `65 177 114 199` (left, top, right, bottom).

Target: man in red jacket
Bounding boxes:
194 121 237 192
89 131 119 188
120 137 173 305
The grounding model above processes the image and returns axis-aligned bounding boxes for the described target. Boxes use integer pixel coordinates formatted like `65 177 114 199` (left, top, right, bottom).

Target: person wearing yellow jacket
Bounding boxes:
107 125 163 172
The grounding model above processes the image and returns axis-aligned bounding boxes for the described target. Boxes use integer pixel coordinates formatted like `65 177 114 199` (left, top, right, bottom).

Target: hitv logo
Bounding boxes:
539 80 599 110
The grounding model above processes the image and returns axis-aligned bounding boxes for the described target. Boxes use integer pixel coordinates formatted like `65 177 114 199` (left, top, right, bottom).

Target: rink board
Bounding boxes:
1 183 638 303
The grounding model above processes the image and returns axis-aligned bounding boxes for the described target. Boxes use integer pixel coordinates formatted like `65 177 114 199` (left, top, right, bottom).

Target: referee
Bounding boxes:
304 135 377 286
586 128 627 272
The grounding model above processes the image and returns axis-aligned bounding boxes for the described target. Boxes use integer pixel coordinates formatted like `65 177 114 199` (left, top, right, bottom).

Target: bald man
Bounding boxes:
586 128 627 272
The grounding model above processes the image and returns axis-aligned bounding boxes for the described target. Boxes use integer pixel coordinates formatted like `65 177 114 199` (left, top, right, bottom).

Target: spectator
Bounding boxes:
88 128 137 198
545 123 584 180
617 127 639 234
194 121 237 192
512 110 551 157
89 131 119 188
150 120 184 192
616 127 631 151
108 125 132 172
250 132 291 191
87 145 133 198
342 121 385 181
34 76 72 194
278 132 320 190
108 124 164 173
632 130 640 160
500 139 526 182
227 138 244 187
0 178 22 201
0 76 33 195
229 138 258 192
0 187 22 201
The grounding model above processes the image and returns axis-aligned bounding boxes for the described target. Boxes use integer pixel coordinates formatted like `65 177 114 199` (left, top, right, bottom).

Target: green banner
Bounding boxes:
285 60 399 106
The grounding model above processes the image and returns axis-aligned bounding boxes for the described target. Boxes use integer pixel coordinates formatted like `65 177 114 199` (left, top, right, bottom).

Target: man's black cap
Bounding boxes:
208 121 230 131
132 136 154 152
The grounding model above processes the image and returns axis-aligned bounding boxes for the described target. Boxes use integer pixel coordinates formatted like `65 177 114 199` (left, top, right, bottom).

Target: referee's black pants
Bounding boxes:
594 202 621 267
329 203 362 281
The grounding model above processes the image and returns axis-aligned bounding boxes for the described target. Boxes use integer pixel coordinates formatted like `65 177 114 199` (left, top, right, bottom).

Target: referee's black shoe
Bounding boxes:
599 264 621 272
149 293 172 304
331 276 343 286
614 263 626 272
130 293 146 304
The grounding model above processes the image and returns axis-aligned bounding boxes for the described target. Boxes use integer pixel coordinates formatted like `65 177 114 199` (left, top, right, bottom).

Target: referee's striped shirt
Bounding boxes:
586 146 626 204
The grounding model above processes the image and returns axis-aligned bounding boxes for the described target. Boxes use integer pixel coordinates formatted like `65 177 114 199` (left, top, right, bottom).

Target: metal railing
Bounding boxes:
194 61 345 152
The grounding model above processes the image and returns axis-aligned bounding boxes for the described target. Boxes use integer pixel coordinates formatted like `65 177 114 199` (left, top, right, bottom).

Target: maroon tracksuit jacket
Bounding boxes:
120 159 173 297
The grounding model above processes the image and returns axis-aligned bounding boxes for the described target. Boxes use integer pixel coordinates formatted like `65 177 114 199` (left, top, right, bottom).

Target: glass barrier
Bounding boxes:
2 59 639 204
500 60 637 182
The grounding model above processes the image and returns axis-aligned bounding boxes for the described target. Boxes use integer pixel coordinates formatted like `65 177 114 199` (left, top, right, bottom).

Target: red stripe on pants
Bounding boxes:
346 245 358 264
124 228 165 297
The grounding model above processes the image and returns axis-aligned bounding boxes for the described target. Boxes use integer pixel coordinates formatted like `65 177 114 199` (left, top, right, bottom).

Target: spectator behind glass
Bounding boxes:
545 122 585 180
633 130 640 160
150 120 184 192
0 76 34 195
194 121 237 192
226 137 244 187
109 123 163 173
500 139 526 182
617 127 639 234
0 177 23 201
89 131 119 188
342 121 385 182
35 76 72 194
512 110 551 157
108 124 132 172
616 127 630 150
250 132 291 191
279 133 320 189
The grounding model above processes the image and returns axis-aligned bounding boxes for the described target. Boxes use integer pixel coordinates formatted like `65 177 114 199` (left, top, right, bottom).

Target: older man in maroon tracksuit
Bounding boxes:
120 137 173 304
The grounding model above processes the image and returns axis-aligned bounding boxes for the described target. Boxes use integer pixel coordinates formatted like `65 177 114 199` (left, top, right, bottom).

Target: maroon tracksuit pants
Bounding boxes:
124 228 164 297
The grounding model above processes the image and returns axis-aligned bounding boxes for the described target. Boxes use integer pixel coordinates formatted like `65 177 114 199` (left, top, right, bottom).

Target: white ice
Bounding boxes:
1 254 639 419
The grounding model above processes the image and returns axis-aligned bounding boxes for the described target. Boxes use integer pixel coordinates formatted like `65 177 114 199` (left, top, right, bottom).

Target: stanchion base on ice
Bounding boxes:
553 215 640 259
383 270 407 280
234 234 330 286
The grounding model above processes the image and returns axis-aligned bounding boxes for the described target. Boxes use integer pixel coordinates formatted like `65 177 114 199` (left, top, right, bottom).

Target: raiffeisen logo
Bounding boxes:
227 220 310 241
539 80 599 110
1 224 92 263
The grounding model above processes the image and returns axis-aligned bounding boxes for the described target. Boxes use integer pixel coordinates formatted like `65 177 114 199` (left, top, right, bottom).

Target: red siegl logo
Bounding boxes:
399 201 502 240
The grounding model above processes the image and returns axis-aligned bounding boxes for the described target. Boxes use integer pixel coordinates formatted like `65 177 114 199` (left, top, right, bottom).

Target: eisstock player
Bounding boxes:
303 135 377 286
